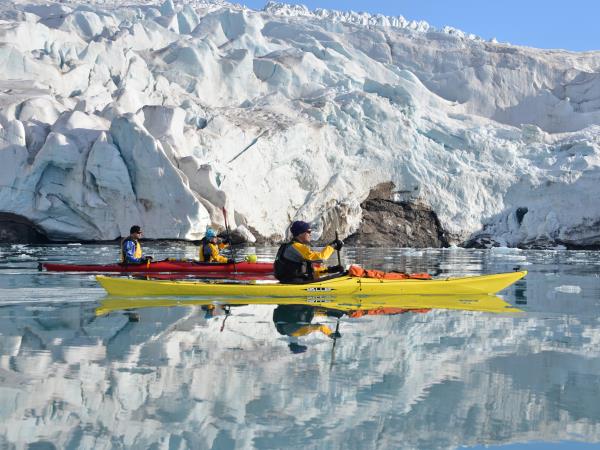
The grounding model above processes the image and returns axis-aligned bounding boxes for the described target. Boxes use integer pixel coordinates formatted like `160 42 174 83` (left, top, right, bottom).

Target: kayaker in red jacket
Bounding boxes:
120 225 152 264
274 220 344 283
199 228 233 263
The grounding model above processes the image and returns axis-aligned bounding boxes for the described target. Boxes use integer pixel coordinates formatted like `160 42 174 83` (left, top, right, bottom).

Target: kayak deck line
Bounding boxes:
96 270 527 298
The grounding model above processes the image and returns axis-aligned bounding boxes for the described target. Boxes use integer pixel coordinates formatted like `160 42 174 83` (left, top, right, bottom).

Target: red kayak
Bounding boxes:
40 260 274 274
134 272 275 281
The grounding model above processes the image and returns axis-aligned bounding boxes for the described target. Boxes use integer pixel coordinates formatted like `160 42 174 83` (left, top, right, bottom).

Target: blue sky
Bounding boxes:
239 0 599 52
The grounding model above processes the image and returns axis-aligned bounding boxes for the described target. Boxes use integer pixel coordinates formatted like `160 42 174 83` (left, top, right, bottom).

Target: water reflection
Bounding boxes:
1 245 600 449
97 293 517 356
0 298 589 449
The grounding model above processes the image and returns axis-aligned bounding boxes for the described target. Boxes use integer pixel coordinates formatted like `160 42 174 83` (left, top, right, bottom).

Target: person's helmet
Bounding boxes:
205 228 217 238
290 221 311 237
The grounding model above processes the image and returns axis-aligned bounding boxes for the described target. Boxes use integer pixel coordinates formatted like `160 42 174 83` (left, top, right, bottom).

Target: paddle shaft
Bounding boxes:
335 231 341 266
220 314 229 332
329 318 341 370
222 207 237 272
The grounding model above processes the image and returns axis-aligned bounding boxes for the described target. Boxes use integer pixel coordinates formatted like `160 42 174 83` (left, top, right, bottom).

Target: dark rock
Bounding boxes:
553 219 600 249
0 213 48 244
465 218 600 250
515 207 528 225
463 235 501 249
244 182 451 247
522 238 600 250
218 228 249 245
345 183 450 248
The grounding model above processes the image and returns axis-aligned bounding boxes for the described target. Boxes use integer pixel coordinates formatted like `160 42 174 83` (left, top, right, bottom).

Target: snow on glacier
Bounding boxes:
0 0 599 246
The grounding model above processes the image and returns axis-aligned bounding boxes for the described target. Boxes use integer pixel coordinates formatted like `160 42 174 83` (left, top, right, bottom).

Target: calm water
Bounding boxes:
1 243 600 450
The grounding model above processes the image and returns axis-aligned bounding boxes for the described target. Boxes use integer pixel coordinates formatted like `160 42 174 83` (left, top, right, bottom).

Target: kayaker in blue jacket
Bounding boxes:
120 225 152 264
274 220 344 283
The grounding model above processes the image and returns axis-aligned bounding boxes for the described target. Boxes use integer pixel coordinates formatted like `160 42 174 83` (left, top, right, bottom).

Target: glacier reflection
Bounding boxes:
1 245 600 449
0 295 598 448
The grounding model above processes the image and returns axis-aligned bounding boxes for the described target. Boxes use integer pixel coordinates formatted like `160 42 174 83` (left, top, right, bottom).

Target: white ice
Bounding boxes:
0 0 598 247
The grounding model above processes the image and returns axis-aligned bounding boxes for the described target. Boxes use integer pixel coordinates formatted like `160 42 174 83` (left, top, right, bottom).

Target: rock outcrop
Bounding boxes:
345 183 450 247
0 212 48 243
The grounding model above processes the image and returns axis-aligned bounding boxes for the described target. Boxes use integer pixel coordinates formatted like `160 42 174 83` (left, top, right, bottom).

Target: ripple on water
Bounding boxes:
554 285 582 294
0 287 104 304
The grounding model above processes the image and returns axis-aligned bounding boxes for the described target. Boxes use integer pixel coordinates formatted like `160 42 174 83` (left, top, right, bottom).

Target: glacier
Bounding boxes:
0 0 599 247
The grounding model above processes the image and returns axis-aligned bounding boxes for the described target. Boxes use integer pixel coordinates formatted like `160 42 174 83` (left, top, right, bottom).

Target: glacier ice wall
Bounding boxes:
0 0 599 246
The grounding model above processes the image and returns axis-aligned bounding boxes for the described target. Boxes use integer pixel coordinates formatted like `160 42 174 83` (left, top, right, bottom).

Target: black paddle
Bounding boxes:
335 231 342 267
220 305 232 332
329 318 341 370
222 207 237 273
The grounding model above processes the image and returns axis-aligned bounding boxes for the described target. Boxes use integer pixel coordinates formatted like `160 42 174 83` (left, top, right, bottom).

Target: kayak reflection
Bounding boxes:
96 293 521 317
96 294 521 353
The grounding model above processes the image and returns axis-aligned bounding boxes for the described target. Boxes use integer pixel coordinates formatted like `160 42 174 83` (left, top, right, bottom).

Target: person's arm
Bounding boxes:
209 243 229 263
291 242 335 261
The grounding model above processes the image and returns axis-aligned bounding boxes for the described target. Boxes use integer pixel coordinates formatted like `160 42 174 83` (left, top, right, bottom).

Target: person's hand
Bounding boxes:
328 331 342 339
145 256 153 261
227 258 235 264
329 239 344 251
326 264 344 273
222 237 232 245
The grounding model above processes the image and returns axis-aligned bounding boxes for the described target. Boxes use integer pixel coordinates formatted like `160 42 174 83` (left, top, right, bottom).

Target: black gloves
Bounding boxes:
326 265 344 273
329 239 344 251
221 237 232 245
144 256 153 261
227 258 235 264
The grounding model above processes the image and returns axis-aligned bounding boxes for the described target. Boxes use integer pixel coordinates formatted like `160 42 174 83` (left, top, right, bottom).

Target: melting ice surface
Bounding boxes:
1 243 600 449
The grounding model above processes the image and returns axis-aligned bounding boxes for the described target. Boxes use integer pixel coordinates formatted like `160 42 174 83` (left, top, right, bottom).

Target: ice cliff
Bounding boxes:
1 0 599 247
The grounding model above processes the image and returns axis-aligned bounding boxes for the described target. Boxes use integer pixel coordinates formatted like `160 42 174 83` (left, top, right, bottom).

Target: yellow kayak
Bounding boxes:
95 293 521 316
96 270 527 297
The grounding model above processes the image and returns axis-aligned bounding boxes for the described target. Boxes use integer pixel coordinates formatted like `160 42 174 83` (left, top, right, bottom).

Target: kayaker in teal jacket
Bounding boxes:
199 228 233 263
